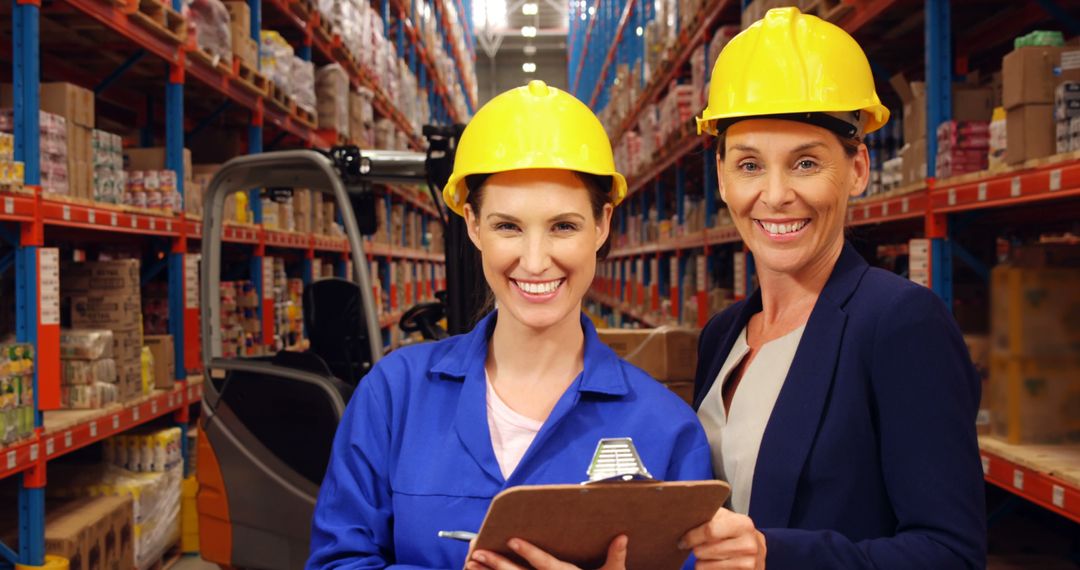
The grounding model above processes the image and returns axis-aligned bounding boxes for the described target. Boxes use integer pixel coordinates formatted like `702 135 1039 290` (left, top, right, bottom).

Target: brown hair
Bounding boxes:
464 171 614 259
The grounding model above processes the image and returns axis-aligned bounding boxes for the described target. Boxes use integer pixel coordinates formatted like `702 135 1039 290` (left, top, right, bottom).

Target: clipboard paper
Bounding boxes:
471 480 730 570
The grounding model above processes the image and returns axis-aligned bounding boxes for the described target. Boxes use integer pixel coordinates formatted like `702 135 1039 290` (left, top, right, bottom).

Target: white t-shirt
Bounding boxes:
697 324 806 514
486 374 544 480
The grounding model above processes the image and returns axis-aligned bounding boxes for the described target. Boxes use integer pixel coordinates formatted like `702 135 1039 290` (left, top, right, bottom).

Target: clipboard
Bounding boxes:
469 479 730 569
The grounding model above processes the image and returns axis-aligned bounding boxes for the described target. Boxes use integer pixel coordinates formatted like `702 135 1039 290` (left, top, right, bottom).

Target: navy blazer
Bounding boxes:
693 243 986 569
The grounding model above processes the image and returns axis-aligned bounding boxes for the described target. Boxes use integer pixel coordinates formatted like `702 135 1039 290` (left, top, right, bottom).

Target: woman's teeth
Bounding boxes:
759 220 809 235
514 279 562 294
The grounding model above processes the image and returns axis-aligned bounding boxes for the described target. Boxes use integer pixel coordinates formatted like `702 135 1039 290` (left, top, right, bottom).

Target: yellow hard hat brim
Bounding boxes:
443 168 628 218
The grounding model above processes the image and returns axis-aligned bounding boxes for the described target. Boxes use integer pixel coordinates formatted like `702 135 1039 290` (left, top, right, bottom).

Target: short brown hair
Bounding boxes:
465 171 614 259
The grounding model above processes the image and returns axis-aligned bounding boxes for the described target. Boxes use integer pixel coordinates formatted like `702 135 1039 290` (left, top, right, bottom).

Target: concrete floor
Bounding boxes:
172 555 220 570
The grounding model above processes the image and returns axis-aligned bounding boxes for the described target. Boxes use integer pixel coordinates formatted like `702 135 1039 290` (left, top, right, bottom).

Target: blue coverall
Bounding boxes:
307 311 713 569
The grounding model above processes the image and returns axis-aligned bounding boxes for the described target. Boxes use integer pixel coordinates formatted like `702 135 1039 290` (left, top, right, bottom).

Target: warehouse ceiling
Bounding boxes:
472 0 568 105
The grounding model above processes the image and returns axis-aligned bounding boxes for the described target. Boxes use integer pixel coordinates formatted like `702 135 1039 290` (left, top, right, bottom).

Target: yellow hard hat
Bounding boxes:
443 80 628 217
697 7 890 137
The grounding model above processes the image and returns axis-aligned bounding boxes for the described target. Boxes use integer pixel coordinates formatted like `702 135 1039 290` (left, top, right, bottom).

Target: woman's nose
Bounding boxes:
519 233 552 275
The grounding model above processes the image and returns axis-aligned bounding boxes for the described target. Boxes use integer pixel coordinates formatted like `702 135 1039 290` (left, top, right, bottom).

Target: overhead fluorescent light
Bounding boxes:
636 26 643 36
523 62 537 73
522 25 537 37
522 2 538 15
472 0 507 29
523 44 537 56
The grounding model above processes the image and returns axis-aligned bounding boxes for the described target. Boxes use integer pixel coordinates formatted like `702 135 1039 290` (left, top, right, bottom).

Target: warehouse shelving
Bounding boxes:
2 0 464 562
576 0 1080 531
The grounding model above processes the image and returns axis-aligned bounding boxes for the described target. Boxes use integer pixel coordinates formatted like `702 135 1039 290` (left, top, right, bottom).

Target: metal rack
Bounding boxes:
575 0 1080 530
1 0 468 563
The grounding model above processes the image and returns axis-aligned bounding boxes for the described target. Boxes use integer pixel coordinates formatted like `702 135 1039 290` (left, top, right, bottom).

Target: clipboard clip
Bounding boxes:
583 438 655 485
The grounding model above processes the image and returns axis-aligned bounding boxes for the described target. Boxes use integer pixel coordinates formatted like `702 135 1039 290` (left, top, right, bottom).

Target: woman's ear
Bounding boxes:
849 143 871 198
596 203 614 251
463 203 482 251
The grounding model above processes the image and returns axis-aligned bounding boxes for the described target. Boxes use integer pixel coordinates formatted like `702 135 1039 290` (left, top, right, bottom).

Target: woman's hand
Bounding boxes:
466 535 628 570
679 508 766 570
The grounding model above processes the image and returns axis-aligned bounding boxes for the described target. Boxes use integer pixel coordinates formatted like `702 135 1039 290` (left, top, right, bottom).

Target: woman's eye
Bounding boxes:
493 222 519 232
739 161 760 173
796 159 818 170
553 222 579 232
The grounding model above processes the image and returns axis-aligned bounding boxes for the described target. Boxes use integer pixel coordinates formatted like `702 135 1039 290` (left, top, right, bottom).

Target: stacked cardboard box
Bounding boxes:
597 327 700 405
62 260 144 401
657 84 696 144
317 64 350 137
143 335 176 390
224 1 257 68
0 110 67 194
0 132 24 188
350 88 375 147
103 427 183 473
989 246 1080 444
935 120 990 179
123 147 191 211
45 83 93 198
0 343 34 444
1003 41 1080 164
59 329 119 409
1054 81 1080 153
0 496 135 570
220 280 262 358
988 107 1007 170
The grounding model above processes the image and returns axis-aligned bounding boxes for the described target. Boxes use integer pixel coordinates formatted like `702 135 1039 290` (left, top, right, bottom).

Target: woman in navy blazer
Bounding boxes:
677 8 986 569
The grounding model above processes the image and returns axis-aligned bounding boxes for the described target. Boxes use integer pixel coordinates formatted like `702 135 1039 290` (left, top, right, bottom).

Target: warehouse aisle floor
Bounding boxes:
173 556 220 569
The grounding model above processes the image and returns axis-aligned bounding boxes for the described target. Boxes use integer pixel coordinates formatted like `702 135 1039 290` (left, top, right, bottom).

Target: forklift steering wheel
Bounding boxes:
399 302 449 341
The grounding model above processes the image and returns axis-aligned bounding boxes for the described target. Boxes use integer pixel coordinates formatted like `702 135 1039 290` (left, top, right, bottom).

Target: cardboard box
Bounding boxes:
952 86 994 122
123 147 192 181
223 1 251 41
597 327 700 382
62 259 140 294
34 495 134 570
1006 104 1055 164
965 334 991 435
71 295 143 329
900 138 927 184
1003 46 1067 109
1 82 97 129
143 335 176 390
989 353 1080 444
892 75 995 141
990 265 1080 359
233 36 259 68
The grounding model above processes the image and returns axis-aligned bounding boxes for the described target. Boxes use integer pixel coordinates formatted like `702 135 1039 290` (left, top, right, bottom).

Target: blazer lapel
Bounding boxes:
748 243 869 527
694 292 761 410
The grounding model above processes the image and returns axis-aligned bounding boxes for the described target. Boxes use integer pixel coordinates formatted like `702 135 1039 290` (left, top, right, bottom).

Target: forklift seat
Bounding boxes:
303 278 373 386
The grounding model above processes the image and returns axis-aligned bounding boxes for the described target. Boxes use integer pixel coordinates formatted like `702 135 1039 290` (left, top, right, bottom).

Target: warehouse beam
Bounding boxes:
924 0 950 179
94 49 145 95
1034 0 1080 36
186 100 233 144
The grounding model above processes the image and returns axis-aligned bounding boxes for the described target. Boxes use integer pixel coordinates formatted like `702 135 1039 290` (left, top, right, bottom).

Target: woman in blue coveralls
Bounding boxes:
306 80 714 570
674 8 987 569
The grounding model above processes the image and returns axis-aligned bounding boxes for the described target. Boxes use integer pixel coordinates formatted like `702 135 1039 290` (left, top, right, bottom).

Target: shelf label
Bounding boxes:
1011 177 1021 198
185 255 200 309
39 248 60 326
149 218 156 231
166 220 172 232
132 407 140 422
188 387 195 401
29 444 38 462
46 438 55 455
978 183 987 202
151 401 159 415
62 205 71 221
89 422 97 438
901 198 909 214
980 456 989 475
131 216 138 229
3 197 12 214
1013 469 1024 490
862 205 869 219
110 213 118 226
168 394 175 407
1052 485 1065 509
1050 169 1062 192
6 451 14 470
947 188 956 206
64 431 72 448
881 202 888 216
87 210 95 224
112 415 120 430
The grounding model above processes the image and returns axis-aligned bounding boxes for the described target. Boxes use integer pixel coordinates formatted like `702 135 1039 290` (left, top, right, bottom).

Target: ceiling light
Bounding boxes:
636 26 643 36
523 44 537 56
523 62 537 73
580 12 586 20
522 2 538 15
472 0 507 30
588 6 595 16
522 25 537 37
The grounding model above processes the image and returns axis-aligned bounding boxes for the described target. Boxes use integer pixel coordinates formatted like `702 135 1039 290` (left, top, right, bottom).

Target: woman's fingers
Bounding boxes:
680 508 749 549
467 549 526 570
599 535 629 570
505 539 573 570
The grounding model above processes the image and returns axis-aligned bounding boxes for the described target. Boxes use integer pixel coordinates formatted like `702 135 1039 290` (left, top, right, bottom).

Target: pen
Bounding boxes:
437 530 478 542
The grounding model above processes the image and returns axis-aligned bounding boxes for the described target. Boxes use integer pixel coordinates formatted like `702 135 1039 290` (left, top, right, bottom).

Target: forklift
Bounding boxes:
195 127 488 569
